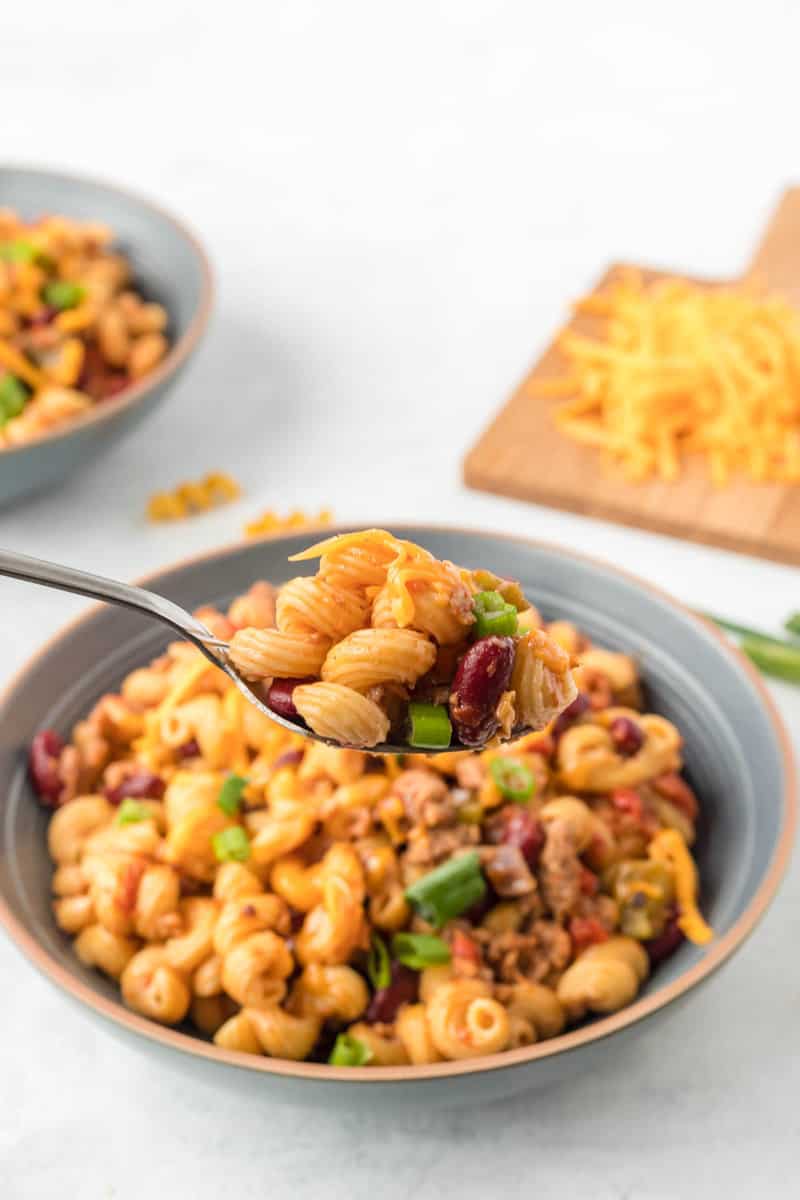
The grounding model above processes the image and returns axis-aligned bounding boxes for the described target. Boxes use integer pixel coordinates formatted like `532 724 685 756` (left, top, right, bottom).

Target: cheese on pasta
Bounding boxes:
648 828 713 945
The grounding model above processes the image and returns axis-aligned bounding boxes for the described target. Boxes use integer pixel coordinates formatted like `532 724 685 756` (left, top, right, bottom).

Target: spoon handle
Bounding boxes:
0 547 228 661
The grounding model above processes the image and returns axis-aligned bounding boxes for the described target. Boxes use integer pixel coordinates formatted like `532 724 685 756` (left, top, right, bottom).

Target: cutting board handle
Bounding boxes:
745 187 800 300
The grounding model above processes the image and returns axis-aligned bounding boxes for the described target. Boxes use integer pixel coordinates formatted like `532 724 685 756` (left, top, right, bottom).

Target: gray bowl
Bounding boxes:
0 527 794 1108
0 166 213 505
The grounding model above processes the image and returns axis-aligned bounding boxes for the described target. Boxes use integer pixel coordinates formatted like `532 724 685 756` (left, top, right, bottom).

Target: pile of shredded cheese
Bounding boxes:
535 270 800 485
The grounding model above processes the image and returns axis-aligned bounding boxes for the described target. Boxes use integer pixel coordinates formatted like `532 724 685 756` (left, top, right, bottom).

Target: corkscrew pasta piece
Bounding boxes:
191 994 236 1037
243 508 333 541
221 930 294 1008
243 1006 322 1060
146 473 240 522
163 897 219 973
121 947 192 1025
53 893 95 934
47 795 113 864
512 630 579 730
212 893 290 957
293 682 391 749
556 937 649 1020
38 572 712 1067
293 964 369 1022
214 1011 264 1055
295 847 367 965
74 924 138 980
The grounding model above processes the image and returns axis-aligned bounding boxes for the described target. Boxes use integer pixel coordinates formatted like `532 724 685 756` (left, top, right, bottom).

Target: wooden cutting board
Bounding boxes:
464 188 800 566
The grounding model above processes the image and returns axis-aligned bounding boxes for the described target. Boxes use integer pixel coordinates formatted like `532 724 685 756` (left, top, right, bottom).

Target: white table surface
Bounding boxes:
1 2 799 1195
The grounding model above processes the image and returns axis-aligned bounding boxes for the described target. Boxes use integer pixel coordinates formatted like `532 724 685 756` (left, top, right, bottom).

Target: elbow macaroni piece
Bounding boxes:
396 1004 443 1065
556 937 649 1020
426 980 511 1059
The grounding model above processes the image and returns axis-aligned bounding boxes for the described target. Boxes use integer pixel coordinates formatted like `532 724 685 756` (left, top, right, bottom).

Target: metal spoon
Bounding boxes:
0 548 453 755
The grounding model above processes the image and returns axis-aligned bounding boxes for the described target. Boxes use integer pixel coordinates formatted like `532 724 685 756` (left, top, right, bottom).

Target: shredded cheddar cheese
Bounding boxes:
535 271 800 486
649 828 714 944
134 657 217 757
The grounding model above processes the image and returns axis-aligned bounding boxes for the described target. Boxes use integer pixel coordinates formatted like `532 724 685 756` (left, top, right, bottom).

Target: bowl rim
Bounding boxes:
0 523 795 1085
0 163 214 456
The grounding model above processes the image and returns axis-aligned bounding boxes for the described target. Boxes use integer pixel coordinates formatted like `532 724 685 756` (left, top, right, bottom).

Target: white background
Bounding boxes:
1 2 799 1196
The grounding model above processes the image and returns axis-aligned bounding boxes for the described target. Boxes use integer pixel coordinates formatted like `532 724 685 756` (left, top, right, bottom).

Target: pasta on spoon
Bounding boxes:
227 530 578 751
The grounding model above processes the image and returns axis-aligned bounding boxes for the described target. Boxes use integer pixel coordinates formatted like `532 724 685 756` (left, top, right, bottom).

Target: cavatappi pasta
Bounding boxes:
31 583 713 1068
0 210 170 446
226 529 578 750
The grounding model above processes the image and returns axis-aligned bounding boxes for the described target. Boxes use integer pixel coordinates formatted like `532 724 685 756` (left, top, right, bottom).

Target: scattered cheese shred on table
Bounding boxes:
243 507 333 538
535 270 800 485
146 472 241 521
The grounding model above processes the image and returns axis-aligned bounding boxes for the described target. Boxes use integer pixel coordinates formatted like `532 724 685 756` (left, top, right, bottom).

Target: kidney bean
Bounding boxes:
266 678 312 721
653 771 699 822
487 804 545 869
29 305 58 327
29 729 64 806
104 770 166 806
273 748 304 770
449 636 514 747
644 911 685 965
176 737 201 760
551 691 589 740
365 963 419 1023
609 715 644 757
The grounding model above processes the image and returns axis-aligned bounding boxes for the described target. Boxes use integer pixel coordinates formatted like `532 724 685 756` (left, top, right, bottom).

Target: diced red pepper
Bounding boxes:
579 865 599 896
116 859 146 914
451 929 481 965
653 772 698 822
569 915 610 953
612 788 644 822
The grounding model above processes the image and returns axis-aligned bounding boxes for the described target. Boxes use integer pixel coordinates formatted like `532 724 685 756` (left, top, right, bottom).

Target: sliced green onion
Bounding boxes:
474 590 507 614
740 636 800 684
0 239 38 263
490 756 535 802
367 932 391 990
405 850 487 929
116 799 152 825
700 612 789 649
43 280 86 310
0 373 28 423
391 932 451 970
785 612 800 637
328 1033 373 1066
408 702 451 749
217 773 249 816
473 591 518 638
212 825 251 862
